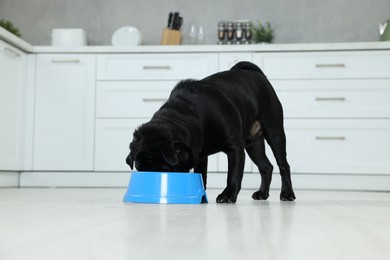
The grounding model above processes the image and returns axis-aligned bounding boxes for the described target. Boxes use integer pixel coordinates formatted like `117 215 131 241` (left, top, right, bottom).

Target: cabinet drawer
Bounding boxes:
96 81 175 118
279 119 390 174
254 51 390 79
95 119 218 172
97 53 218 80
273 79 390 118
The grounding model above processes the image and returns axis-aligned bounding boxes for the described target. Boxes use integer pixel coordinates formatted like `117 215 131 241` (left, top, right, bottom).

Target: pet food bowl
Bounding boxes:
123 171 208 204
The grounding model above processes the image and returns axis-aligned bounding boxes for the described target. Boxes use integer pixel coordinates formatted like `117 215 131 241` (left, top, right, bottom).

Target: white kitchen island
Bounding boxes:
1 27 390 191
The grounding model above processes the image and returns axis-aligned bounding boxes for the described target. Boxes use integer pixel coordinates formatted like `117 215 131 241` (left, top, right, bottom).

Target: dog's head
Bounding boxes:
126 123 194 172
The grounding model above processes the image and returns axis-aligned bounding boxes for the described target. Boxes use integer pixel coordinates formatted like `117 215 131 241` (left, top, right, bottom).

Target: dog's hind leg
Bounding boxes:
263 125 296 201
246 131 273 200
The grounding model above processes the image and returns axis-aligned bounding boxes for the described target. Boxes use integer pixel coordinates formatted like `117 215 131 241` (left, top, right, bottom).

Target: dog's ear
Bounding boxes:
126 130 142 170
126 153 134 170
161 138 179 167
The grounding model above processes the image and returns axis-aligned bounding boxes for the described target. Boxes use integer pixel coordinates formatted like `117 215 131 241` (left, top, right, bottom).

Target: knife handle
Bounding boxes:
167 12 173 28
177 17 183 30
172 12 179 29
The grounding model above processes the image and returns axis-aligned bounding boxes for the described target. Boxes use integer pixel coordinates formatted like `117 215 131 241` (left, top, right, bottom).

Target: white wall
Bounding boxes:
1 0 389 45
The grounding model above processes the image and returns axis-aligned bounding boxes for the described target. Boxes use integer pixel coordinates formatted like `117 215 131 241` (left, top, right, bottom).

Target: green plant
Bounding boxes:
0 19 22 37
252 21 273 43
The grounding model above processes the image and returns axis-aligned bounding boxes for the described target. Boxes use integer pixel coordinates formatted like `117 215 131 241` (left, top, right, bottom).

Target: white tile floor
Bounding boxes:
0 188 390 260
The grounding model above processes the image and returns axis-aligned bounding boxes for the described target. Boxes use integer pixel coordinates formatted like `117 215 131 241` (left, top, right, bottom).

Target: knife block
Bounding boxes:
160 28 182 45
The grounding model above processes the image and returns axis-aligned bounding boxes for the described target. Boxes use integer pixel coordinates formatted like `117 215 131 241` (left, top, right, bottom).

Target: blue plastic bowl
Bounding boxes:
123 171 208 204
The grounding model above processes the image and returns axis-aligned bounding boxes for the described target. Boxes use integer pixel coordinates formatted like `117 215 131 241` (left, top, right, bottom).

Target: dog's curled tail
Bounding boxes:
230 61 266 77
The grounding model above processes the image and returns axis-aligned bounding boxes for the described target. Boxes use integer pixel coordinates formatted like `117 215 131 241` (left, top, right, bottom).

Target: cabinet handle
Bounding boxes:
142 66 171 70
4 47 21 58
142 98 168 102
315 63 346 68
51 58 80 63
315 136 346 141
315 97 346 102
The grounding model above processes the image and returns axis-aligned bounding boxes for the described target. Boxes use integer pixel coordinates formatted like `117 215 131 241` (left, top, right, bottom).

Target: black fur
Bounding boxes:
126 61 296 203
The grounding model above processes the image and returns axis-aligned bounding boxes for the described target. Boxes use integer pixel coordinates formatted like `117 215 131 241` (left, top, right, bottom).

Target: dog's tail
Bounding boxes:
230 61 266 77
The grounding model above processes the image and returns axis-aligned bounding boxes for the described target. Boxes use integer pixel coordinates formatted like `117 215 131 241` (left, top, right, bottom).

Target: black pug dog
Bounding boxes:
126 61 295 203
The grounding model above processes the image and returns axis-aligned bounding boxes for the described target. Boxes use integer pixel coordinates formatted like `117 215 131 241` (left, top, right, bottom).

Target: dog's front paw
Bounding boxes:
280 190 296 201
252 190 269 200
216 188 238 203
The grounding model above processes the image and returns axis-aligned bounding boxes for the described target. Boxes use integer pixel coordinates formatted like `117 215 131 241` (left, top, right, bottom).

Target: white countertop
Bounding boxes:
2 27 390 53
0 27 33 52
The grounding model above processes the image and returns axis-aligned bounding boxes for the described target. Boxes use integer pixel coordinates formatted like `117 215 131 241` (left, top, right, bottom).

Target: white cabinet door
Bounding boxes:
33 54 95 170
0 40 27 170
95 119 142 172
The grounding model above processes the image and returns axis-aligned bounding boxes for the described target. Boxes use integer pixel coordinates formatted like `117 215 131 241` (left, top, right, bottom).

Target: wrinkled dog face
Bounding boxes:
126 124 192 172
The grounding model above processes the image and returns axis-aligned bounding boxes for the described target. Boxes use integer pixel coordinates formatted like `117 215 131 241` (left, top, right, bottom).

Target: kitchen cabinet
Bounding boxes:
1 30 387 190
33 54 95 170
0 39 27 170
94 53 219 172
94 50 390 177
254 51 390 175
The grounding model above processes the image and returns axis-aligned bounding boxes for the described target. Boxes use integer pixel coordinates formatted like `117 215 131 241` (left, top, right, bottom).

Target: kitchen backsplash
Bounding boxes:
0 0 389 45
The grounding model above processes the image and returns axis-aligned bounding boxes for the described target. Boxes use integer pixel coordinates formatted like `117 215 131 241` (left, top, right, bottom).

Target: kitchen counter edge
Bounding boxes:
32 42 390 53
2 27 390 53
0 27 34 52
